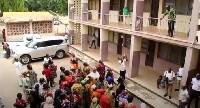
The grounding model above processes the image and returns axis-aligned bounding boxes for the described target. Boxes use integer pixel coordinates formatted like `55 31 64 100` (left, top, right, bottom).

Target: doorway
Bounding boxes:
150 0 159 26
97 29 100 47
145 40 156 67
117 34 123 55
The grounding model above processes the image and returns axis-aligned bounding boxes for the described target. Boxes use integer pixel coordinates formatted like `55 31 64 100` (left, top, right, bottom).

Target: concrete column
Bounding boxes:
81 0 88 21
132 0 144 31
188 0 200 42
68 22 74 44
100 0 110 25
81 24 88 51
29 22 33 34
100 29 108 61
181 47 199 86
128 36 142 77
68 0 74 19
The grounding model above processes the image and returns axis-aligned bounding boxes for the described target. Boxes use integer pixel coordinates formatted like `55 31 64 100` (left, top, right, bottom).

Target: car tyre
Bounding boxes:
56 50 65 59
20 55 31 64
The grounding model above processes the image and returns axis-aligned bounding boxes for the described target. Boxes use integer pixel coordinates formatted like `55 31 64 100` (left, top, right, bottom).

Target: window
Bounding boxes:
158 43 186 64
113 32 119 44
110 0 120 10
144 0 152 12
45 40 63 46
88 26 95 36
108 31 119 44
141 39 149 53
88 0 99 10
163 0 194 15
125 34 131 48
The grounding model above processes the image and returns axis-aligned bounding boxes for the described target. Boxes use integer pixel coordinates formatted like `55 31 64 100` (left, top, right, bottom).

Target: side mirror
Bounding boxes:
34 46 37 49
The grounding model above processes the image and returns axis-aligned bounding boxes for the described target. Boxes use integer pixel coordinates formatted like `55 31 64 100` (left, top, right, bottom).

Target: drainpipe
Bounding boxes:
124 0 128 8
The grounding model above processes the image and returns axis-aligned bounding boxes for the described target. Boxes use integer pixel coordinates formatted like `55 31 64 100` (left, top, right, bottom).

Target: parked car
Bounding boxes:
12 36 69 64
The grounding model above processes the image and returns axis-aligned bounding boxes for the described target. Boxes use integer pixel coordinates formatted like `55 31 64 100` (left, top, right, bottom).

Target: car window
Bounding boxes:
45 40 63 46
36 42 46 48
27 41 37 48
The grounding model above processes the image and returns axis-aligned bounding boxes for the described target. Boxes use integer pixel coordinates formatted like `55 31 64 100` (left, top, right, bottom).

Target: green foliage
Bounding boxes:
0 0 68 15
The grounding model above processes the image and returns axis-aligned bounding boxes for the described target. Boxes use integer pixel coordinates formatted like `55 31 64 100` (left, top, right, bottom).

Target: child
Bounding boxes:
60 66 65 77
157 75 165 89
21 71 31 101
14 93 26 108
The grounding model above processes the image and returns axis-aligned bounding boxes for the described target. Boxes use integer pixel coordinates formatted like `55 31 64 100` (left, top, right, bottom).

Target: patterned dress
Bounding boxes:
28 70 37 88
106 89 115 108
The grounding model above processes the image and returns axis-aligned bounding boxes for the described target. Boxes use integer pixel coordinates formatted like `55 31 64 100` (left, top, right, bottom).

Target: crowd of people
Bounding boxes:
13 53 138 108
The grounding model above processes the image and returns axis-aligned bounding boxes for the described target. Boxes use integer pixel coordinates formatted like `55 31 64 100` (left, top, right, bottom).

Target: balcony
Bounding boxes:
136 16 189 41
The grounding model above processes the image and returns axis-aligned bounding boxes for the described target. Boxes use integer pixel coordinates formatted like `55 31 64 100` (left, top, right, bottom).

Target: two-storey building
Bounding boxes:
68 0 200 89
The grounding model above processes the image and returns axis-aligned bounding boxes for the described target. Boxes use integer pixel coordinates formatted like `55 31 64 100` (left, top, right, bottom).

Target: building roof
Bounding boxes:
3 12 53 17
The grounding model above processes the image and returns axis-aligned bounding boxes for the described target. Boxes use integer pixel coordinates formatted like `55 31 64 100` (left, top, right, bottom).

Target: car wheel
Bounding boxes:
20 55 31 64
56 50 65 59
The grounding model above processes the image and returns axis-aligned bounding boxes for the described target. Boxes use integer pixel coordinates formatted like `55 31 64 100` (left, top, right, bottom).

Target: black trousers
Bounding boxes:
120 70 126 79
90 40 96 48
168 20 175 37
187 89 200 108
46 78 53 87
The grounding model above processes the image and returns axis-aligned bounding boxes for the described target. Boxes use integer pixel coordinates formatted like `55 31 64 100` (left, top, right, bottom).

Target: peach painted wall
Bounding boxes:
140 53 146 66
153 42 180 74
122 47 130 60
108 42 117 54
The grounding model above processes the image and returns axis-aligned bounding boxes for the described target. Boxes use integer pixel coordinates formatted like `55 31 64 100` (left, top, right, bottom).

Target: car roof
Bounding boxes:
34 36 65 42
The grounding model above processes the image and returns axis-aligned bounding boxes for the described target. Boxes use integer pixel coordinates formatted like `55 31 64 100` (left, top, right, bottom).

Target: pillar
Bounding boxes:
128 36 142 77
188 0 200 42
68 0 74 19
100 0 110 25
81 24 88 51
81 0 88 21
68 22 74 44
181 47 199 86
100 29 108 61
29 22 33 34
132 0 144 31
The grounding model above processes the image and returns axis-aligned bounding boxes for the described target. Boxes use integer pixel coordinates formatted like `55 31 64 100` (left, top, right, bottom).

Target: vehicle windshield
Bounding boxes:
26 41 37 48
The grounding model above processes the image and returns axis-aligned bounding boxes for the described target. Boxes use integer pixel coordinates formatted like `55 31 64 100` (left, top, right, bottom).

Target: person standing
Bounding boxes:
178 86 189 108
187 74 200 108
118 54 128 79
27 64 37 88
43 54 52 64
89 34 96 49
163 68 175 99
161 5 176 37
43 63 53 87
175 64 184 91
96 60 105 77
14 58 23 87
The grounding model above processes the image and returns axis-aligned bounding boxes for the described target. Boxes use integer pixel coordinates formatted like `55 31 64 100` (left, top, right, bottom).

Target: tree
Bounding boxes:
57 0 67 15
0 0 10 12
10 0 27 11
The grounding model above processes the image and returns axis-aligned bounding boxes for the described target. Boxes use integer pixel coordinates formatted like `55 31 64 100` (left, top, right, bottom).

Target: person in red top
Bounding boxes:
98 88 110 108
14 93 26 108
43 63 53 87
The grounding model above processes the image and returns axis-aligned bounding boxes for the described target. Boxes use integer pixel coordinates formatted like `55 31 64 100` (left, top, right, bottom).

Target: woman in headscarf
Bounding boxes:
81 80 90 108
96 60 105 77
27 64 37 88
82 62 90 79
21 71 31 101
90 97 101 108
49 59 57 87
42 96 54 108
54 89 62 108
28 84 43 108
105 84 115 108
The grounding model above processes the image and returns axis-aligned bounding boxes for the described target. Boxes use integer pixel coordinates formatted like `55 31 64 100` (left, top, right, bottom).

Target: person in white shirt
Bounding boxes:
163 68 175 99
14 58 23 86
175 64 184 91
118 54 128 79
88 66 100 79
44 54 52 64
178 86 189 108
89 34 96 49
187 74 200 108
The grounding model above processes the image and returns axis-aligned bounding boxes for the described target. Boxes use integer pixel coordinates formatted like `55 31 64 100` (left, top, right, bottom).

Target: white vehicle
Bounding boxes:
12 36 69 64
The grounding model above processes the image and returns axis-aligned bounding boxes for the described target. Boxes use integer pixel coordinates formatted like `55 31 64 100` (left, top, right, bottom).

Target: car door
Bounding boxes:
31 42 46 58
44 40 57 56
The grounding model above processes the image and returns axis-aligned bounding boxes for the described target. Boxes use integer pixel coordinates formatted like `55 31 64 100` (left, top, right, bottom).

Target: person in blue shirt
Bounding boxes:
106 69 114 85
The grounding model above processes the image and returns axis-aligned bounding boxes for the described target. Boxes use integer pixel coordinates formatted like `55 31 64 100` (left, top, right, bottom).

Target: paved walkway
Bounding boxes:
69 46 177 108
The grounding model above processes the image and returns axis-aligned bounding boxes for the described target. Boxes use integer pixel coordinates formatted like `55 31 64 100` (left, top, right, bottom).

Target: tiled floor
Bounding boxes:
70 44 179 108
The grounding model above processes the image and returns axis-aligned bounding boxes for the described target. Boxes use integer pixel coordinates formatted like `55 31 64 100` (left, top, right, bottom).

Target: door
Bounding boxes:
117 34 123 55
145 40 156 67
97 29 100 47
150 0 159 26
31 42 46 58
45 40 64 56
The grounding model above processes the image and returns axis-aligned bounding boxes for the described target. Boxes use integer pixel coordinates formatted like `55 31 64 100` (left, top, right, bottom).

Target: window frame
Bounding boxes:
124 34 131 49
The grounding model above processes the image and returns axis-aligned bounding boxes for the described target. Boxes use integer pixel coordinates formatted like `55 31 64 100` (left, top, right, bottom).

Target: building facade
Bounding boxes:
0 12 57 41
68 0 200 86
